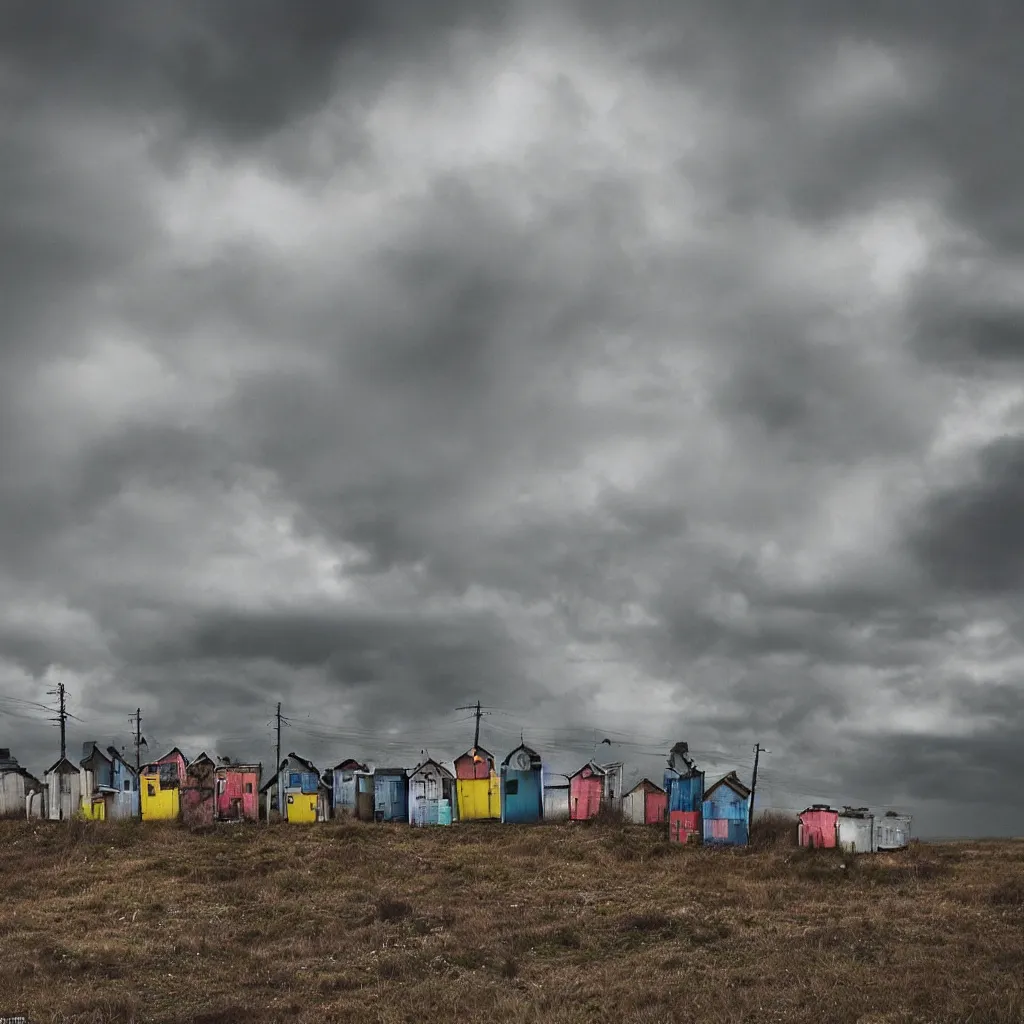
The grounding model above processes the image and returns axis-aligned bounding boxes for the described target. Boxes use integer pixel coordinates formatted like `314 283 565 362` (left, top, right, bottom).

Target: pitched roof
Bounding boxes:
332 757 368 772
455 746 494 764
410 758 454 780
187 752 216 769
500 742 542 768
45 756 80 775
569 761 607 779
703 771 751 801
80 742 113 768
0 750 44 787
286 752 319 775
154 746 189 765
259 754 323 793
106 746 137 773
625 778 665 796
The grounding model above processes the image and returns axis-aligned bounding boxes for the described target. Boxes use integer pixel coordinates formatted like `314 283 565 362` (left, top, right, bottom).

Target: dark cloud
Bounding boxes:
2 0 1024 836
0 0 513 150
909 435 1024 594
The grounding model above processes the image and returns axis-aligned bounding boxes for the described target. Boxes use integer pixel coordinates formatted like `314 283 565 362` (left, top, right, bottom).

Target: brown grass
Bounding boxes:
0 819 1022 1023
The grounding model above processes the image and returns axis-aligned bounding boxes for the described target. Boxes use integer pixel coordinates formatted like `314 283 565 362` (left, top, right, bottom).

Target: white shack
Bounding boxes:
44 757 81 821
0 748 45 819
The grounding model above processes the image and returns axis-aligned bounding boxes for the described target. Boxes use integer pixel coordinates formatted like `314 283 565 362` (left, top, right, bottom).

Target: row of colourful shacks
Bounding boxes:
0 743 911 851
0 744 260 825
0 738 757 845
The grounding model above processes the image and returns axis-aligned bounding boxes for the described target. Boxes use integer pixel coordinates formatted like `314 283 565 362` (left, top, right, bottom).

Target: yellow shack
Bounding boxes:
139 747 188 821
453 746 500 820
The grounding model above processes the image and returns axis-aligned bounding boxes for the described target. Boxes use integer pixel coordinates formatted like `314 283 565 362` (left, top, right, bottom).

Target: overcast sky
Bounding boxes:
2 1 1023 837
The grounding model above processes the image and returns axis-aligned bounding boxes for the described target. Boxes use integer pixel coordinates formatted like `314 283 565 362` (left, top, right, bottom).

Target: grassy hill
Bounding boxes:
0 818 1022 1023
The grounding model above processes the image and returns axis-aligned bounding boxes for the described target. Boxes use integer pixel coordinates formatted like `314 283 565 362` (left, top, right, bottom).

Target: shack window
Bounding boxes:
505 779 519 796
289 772 302 788
245 782 253 794
123 781 130 791
147 784 156 797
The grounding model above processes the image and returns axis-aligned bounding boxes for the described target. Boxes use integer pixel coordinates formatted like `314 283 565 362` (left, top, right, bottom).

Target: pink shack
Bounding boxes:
569 762 606 821
798 805 839 848
215 762 261 822
624 779 668 825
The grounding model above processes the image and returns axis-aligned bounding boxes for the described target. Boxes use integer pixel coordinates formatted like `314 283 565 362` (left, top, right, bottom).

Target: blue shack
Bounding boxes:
500 742 544 823
331 757 369 819
701 771 751 846
373 767 408 822
664 742 704 843
107 745 139 819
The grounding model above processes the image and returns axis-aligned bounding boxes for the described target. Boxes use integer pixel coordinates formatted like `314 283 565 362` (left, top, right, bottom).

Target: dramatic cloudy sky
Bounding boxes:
2 1 1023 836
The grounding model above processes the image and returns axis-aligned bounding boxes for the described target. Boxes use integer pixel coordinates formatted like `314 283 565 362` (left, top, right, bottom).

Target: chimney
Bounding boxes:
0 748 10 760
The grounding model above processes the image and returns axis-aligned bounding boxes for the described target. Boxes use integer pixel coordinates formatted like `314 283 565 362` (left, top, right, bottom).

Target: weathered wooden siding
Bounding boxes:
665 770 705 814
624 780 667 825
216 766 259 821
669 810 700 844
354 772 375 820
108 753 139 820
373 771 409 822
44 761 81 821
542 784 570 821
1 759 46 819
408 761 455 827
702 774 751 846
332 771 357 818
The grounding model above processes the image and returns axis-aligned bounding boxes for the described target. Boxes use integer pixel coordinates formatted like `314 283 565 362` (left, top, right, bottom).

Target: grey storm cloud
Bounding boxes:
2 0 1024 837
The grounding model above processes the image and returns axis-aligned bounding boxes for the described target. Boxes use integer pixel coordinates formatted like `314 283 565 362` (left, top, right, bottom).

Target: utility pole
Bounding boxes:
47 681 67 760
748 743 769 832
455 700 488 751
129 708 147 819
130 708 143 773
275 701 282 818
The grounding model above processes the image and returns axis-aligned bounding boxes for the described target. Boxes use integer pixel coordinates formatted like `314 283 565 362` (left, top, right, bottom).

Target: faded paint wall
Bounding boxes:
798 808 839 848
570 767 604 821
838 814 875 853
45 767 81 822
373 772 409 822
875 814 912 850
702 781 750 846
408 763 454 827
216 767 259 821
664 770 704 813
109 756 139 820
543 784 569 821
332 769 358 818
669 810 700 844
0 772 29 818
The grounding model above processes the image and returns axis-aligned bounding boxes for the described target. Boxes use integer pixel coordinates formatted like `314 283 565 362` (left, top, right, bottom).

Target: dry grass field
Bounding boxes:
0 816 1022 1024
